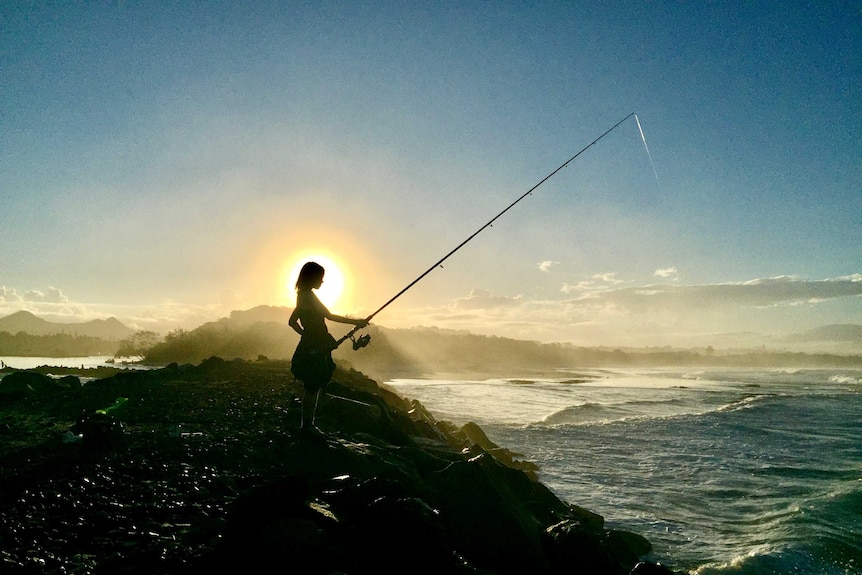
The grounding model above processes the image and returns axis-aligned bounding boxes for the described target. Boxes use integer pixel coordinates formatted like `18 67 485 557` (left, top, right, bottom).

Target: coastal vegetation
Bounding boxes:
0 331 120 357
137 307 862 380
2 308 859 378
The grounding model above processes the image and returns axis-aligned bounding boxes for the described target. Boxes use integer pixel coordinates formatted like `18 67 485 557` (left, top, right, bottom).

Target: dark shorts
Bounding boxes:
291 336 336 392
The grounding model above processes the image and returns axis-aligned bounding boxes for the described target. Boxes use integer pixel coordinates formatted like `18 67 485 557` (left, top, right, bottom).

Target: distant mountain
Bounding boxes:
142 306 862 379
219 305 292 327
0 310 135 340
785 324 862 344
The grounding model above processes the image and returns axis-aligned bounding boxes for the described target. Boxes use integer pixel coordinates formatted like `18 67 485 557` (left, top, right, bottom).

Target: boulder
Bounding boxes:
57 375 82 390
630 560 677 574
426 451 553 574
544 519 618 573
606 529 653 569
0 371 57 398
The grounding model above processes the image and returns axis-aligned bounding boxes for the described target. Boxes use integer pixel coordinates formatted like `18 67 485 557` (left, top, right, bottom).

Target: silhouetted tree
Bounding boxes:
115 330 161 358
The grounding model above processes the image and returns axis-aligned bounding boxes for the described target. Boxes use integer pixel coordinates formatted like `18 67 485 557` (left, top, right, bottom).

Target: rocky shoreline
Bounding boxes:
0 358 675 574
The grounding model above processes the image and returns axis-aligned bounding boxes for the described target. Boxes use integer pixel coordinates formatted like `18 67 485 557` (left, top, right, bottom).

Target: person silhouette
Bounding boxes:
289 261 367 435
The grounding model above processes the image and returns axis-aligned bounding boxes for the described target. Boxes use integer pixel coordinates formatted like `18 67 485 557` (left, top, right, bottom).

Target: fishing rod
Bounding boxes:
337 112 641 350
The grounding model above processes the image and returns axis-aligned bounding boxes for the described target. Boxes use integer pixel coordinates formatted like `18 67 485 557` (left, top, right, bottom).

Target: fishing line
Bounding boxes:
635 114 659 182
336 112 649 349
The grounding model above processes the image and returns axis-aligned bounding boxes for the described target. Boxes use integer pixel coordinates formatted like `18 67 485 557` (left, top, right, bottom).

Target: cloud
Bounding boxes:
592 272 626 284
392 274 862 350
654 267 678 278
23 287 69 304
0 286 23 303
453 289 523 310
538 260 559 273
0 285 75 319
559 273 862 312
561 272 628 294
575 275 862 319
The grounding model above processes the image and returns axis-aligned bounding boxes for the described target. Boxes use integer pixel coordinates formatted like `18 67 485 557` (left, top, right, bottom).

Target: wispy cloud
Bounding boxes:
604 275 862 310
592 272 626 284
454 289 523 310
0 286 23 303
23 287 69 304
1 286 70 305
393 274 862 350
561 272 628 294
538 260 559 273
654 267 678 279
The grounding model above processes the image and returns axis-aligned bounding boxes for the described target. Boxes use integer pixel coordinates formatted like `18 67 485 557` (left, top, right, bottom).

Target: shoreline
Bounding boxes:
0 357 674 574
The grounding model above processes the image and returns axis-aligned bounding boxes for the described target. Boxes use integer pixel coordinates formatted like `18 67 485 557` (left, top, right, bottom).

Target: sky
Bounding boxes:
1 1 860 353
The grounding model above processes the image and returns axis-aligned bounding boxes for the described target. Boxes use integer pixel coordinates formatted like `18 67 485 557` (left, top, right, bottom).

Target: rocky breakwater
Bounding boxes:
0 358 674 574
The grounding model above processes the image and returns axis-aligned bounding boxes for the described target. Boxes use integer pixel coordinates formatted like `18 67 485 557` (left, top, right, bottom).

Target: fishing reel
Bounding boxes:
350 333 371 351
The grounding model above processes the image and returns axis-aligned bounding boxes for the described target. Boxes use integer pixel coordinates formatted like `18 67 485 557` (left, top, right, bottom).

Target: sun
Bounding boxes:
287 254 346 309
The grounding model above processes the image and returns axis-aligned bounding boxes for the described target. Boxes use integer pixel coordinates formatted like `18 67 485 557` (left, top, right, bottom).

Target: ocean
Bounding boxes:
386 368 862 575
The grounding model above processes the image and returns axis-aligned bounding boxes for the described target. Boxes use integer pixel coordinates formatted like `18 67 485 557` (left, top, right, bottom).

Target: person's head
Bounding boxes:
295 261 325 291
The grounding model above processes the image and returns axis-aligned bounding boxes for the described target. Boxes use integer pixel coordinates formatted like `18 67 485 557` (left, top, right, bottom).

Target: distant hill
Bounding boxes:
212 305 293 328
0 311 135 340
141 305 862 379
785 324 862 344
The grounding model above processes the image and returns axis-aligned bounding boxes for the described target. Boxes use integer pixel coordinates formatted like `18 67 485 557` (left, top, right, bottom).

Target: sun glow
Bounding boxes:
286 254 347 309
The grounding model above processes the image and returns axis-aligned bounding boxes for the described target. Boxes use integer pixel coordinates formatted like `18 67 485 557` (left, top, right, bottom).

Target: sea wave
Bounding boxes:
536 394 769 426
715 394 772 412
690 543 854 575
539 397 693 424
540 402 620 425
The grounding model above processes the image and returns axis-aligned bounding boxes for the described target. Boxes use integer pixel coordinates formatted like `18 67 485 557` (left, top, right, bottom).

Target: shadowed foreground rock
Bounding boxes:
0 358 675 574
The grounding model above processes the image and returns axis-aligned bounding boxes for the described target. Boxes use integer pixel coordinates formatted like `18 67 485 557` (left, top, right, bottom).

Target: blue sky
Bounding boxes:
1 2 860 352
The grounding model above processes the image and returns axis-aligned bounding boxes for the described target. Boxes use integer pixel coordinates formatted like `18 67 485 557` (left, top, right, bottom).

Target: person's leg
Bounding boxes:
300 387 323 433
300 388 315 430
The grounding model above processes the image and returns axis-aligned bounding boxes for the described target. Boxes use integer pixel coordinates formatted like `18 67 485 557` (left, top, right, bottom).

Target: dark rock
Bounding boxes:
0 370 56 397
567 503 606 531
205 476 346 572
72 412 125 450
57 375 82 390
459 420 540 478
606 530 653 571
630 560 677 574
545 519 618 573
342 494 468 573
200 356 227 370
427 451 552 574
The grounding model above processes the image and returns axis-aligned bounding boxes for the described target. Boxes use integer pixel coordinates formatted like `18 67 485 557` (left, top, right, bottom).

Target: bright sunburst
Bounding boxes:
287 254 346 309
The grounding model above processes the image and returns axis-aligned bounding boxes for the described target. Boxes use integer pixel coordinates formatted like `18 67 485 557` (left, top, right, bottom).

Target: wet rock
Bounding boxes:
72 412 125 451
607 529 653 569
630 560 677 574
459 421 540 478
545 519 618 573
57 375 82 390
427 451 552 574
0 371 55 397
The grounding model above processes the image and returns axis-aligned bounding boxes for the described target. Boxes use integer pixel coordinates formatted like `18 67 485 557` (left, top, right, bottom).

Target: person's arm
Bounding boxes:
312 293 368 327
324 310 368 328
288 307 303 336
